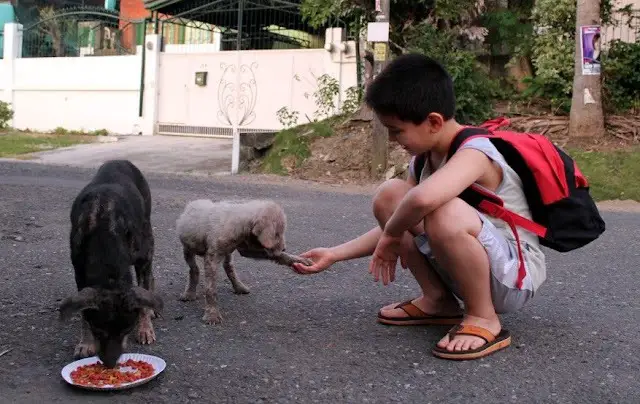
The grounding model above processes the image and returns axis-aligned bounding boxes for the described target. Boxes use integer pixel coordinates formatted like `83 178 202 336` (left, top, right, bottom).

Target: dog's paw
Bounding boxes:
74 341 97 358
202 308 223 325
232 282 251 295
179 291 198 301
136 321 157 345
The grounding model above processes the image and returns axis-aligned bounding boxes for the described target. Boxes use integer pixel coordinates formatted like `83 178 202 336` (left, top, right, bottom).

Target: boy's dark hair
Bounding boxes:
364 53 456 124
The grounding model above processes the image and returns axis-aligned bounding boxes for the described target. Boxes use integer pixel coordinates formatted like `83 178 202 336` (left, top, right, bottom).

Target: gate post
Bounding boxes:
2 23 22 127
140 34 161 136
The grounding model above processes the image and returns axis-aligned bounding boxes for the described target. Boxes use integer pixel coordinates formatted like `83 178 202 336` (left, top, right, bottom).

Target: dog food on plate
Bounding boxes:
70 359 154 387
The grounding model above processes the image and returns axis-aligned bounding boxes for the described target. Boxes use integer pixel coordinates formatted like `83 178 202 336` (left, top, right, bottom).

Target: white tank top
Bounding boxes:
409 137 541 249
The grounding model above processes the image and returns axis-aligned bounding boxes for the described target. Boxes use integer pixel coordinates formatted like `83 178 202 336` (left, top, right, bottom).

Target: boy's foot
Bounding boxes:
377 296 463 326
432 314 511 360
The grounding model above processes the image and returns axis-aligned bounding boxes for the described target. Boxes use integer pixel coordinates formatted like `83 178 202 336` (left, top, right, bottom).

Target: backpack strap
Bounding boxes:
446 127 493 160
413 153 427 182
446 127 548 236
445 126 549 290
414 127 488 182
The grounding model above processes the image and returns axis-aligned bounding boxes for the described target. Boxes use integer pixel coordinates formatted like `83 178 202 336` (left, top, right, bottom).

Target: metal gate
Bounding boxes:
151 0 327 139
20 7 144 58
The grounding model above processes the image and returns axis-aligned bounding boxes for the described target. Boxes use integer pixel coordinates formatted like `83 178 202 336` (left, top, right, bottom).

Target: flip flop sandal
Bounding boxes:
432 324 512 360
377 299 464 326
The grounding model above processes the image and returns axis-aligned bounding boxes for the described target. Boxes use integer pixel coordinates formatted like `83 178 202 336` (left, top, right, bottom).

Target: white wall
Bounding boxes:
2 22 358 136
614 0 640 7
603 1 639 45
0 62 7 103
11 55 143 134
156 47 358 132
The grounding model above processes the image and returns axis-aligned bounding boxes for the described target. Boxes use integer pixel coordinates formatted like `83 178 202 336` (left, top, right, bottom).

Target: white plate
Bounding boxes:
61 353 166 391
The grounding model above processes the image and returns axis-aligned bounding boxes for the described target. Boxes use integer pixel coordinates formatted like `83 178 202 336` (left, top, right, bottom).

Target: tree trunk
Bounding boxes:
569 0 605 138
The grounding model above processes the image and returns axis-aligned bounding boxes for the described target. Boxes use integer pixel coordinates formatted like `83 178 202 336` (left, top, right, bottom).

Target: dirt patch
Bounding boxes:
280 113 639 186
503 114 639 152
597 199 640 213
286 119 411 185
249 112 639 192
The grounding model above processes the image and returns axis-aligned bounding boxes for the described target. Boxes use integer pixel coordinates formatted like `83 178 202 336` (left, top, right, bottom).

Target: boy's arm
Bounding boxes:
383 148 491 238
331 170 418 261
330 226 382 261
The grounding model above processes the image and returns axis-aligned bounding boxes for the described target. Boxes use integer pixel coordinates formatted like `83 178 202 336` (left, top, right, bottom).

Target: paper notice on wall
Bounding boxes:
580 25 601 75
583 88 595 104
373 42 387 61
367 22 389 42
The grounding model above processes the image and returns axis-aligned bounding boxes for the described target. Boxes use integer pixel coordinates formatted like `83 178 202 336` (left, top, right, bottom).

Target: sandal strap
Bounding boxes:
395 300 426 318
448 324 497 343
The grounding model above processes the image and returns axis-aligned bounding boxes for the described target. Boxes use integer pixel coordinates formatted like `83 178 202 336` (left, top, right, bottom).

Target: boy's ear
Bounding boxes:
426 113 445 132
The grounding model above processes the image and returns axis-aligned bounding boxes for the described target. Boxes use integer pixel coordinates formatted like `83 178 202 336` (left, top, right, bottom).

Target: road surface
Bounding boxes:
0 161 638 403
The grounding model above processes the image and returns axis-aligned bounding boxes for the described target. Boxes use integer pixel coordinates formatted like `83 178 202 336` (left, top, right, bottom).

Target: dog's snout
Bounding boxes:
100 339 124 369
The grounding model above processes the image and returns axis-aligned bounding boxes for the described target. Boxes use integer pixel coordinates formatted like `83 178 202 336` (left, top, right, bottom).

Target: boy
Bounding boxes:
292 53 547 360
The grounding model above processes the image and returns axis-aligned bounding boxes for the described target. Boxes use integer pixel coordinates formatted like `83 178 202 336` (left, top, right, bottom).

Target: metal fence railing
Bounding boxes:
152 0 337 52
22 19 143 58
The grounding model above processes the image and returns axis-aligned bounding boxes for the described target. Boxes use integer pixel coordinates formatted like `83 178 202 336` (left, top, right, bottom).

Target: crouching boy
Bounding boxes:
292 53 548 360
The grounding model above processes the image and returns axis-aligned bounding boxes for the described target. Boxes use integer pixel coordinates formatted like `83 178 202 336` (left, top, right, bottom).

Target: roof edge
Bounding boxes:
144 0 184 12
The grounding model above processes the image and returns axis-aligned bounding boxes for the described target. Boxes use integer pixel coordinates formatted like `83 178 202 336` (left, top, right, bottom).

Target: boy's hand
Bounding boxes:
291 248 336 275
369 232 406 286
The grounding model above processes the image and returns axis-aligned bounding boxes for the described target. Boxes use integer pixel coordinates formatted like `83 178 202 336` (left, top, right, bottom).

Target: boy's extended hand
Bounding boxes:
369 232 406 286
291 248 336 275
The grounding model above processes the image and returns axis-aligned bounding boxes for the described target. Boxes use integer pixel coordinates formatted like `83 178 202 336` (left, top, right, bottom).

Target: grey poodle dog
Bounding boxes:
176 199 309 325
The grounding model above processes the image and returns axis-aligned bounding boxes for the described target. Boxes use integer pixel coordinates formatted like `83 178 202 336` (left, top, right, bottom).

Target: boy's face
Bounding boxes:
378 113 445 155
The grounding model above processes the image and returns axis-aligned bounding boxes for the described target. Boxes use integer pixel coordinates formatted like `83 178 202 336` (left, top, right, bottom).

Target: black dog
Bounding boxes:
59 160 162 368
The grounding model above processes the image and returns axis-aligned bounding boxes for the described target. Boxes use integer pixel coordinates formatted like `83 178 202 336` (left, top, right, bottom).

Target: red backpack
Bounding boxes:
413 117 606 289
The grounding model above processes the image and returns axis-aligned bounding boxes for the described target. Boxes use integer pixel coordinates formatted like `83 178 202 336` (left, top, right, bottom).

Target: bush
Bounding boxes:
603 40 640 113
405 22 502 125
0 101 14 129
525 0 576 113
481 8 534 57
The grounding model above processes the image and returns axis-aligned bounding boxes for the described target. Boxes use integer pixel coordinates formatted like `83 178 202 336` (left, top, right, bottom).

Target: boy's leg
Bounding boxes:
372 179 462 320
424 198 502 353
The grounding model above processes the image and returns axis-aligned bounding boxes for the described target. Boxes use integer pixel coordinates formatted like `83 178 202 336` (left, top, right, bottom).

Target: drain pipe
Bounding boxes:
138 18 148 120
231 0 244 174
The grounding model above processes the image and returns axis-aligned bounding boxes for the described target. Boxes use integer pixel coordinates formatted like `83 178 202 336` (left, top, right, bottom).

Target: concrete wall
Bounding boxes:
156 45 358 133
0 61 6 100
603 2 639 45
11 55 143 133
0 23 358 136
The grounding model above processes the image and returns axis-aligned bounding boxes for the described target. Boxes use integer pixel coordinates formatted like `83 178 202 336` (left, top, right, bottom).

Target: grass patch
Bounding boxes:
570 148 640 201
260 120 336 175
0 131 97 158
52 127 109 136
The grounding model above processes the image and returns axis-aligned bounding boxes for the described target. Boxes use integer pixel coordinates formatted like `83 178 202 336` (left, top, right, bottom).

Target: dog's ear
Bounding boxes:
251 215 276 250
131 287 164 313
59 287 98 321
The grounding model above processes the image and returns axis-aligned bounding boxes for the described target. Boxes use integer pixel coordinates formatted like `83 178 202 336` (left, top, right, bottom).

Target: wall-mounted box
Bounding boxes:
195 71 208 87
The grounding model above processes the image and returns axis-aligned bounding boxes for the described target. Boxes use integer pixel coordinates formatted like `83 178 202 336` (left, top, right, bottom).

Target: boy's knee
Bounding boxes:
372 179 411 218
424 198 481 244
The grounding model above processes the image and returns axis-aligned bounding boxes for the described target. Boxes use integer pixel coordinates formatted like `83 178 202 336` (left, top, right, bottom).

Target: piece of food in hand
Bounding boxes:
70 359 154 387
237 248 313 267
272 252 314 267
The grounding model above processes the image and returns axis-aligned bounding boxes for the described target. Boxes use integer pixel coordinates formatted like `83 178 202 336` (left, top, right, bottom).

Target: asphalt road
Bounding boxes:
0 161 638 404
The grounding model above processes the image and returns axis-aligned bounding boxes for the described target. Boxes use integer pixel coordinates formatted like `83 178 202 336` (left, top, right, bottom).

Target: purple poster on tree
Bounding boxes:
580 25 601 75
